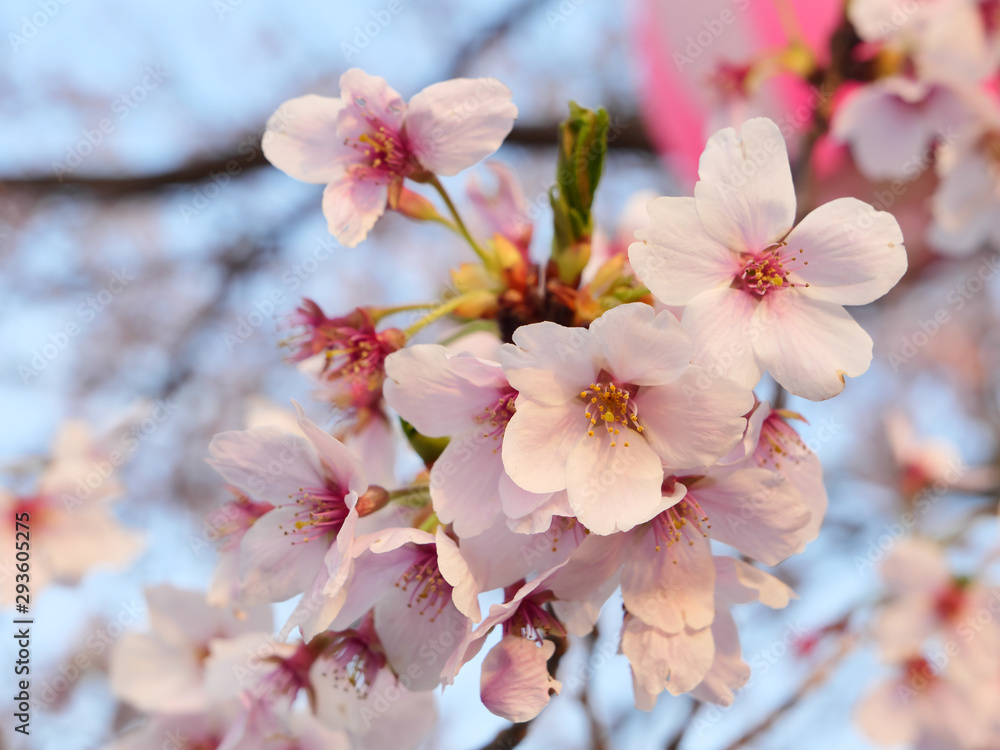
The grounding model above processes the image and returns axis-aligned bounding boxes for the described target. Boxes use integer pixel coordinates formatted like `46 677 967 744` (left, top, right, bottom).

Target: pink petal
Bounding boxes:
238 505 335 604
336 68 406 136
430 437 504 537
622 524 715 633
694 118 796 252
566 431 666 535
406 78 518 176
207 426 323 505
855 680 920 746
684 287 762 389
690 468 813 566
637 369 752 470
262 94 348 184
480 636 560 722
321 175 388 248
588 303 694 386
784 197 906 305
621 617 714 706
383 345 506 436
501 400 586 494
714 556 796 608
500 322 603 406
690 607 750 706
629 196 740 305
293 401 367 495
752 291 873 401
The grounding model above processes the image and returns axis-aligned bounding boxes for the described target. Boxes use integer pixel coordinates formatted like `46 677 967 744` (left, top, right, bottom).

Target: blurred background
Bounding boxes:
2 0 999 748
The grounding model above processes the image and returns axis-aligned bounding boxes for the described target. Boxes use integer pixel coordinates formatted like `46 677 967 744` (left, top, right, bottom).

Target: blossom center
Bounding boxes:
324 614 386 696
344 103 413 182
475 388 517 444
501 585 566 643
650 498 711 556
735 244 808 297
579 380 641 448
395 547 451 622
280 483 350 545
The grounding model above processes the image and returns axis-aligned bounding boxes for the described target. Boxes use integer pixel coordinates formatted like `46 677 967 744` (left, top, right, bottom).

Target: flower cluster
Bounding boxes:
101 63 908 747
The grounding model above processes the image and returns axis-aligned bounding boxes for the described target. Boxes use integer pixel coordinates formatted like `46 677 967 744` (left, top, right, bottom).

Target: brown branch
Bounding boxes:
0 120 653 199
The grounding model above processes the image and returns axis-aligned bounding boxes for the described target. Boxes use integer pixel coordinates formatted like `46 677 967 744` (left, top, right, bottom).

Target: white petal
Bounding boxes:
207 427 323 505
383 345 506 436
622 618 715 703
690 608 750 706
262 95 348 184
500 322 603 406
684 287 763 389
637 370 752 470
294 401 367 495
321 175 388 248
695 118 796 252
501 400 586 494
629 197 739 305
566 433 666 535
713 557 796 608
588 303 694 386
406 78 518 176
784 197 906 305
752 292 873 401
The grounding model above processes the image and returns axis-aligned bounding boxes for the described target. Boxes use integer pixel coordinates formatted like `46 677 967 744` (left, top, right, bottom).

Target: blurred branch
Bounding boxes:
0 120 653 199
445 0 551 78
720 629 859 750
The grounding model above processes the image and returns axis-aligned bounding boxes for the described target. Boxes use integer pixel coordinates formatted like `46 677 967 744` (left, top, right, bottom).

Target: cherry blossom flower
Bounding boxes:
629 117 907 400
320 527 470 690
499 302 753 534
831 78 970 181
872 538 1000 671
206 402 371 617
856 656 1000 749
263 68 518 247
724 401 828 543
204 490 275 608
467 161 533 253
310 655 437 750
930 100 1000 255
108 585 272 714
383 343 555 536
1 420 143 606
624 556 796 709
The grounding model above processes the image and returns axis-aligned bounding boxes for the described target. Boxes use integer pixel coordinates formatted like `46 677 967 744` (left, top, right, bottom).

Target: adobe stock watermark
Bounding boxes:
34 598 145 710
51 66 169 180
887 254 1000 371
853 458 967 575
8 0 73 52
672 0 752 70
340 0 410 61
58 399 180 512
548 0 588 27
222 234 339 352
19 268 134 384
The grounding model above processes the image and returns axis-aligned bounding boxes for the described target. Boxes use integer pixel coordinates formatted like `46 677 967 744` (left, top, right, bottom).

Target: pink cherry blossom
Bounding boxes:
467 161 533 253
263 68 517 247
206 402 369 612
831 78 970 181
1 419 143 606
108 585 273 714
629 117 907 400
383 343 555 536
872 538 1000 671
499 302 753 534
320 527 470 690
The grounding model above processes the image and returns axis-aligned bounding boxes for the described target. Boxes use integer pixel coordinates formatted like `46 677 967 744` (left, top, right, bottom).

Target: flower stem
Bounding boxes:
403 294 473 337
369 302 439 323
387 486 431 508
428 175 490 264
